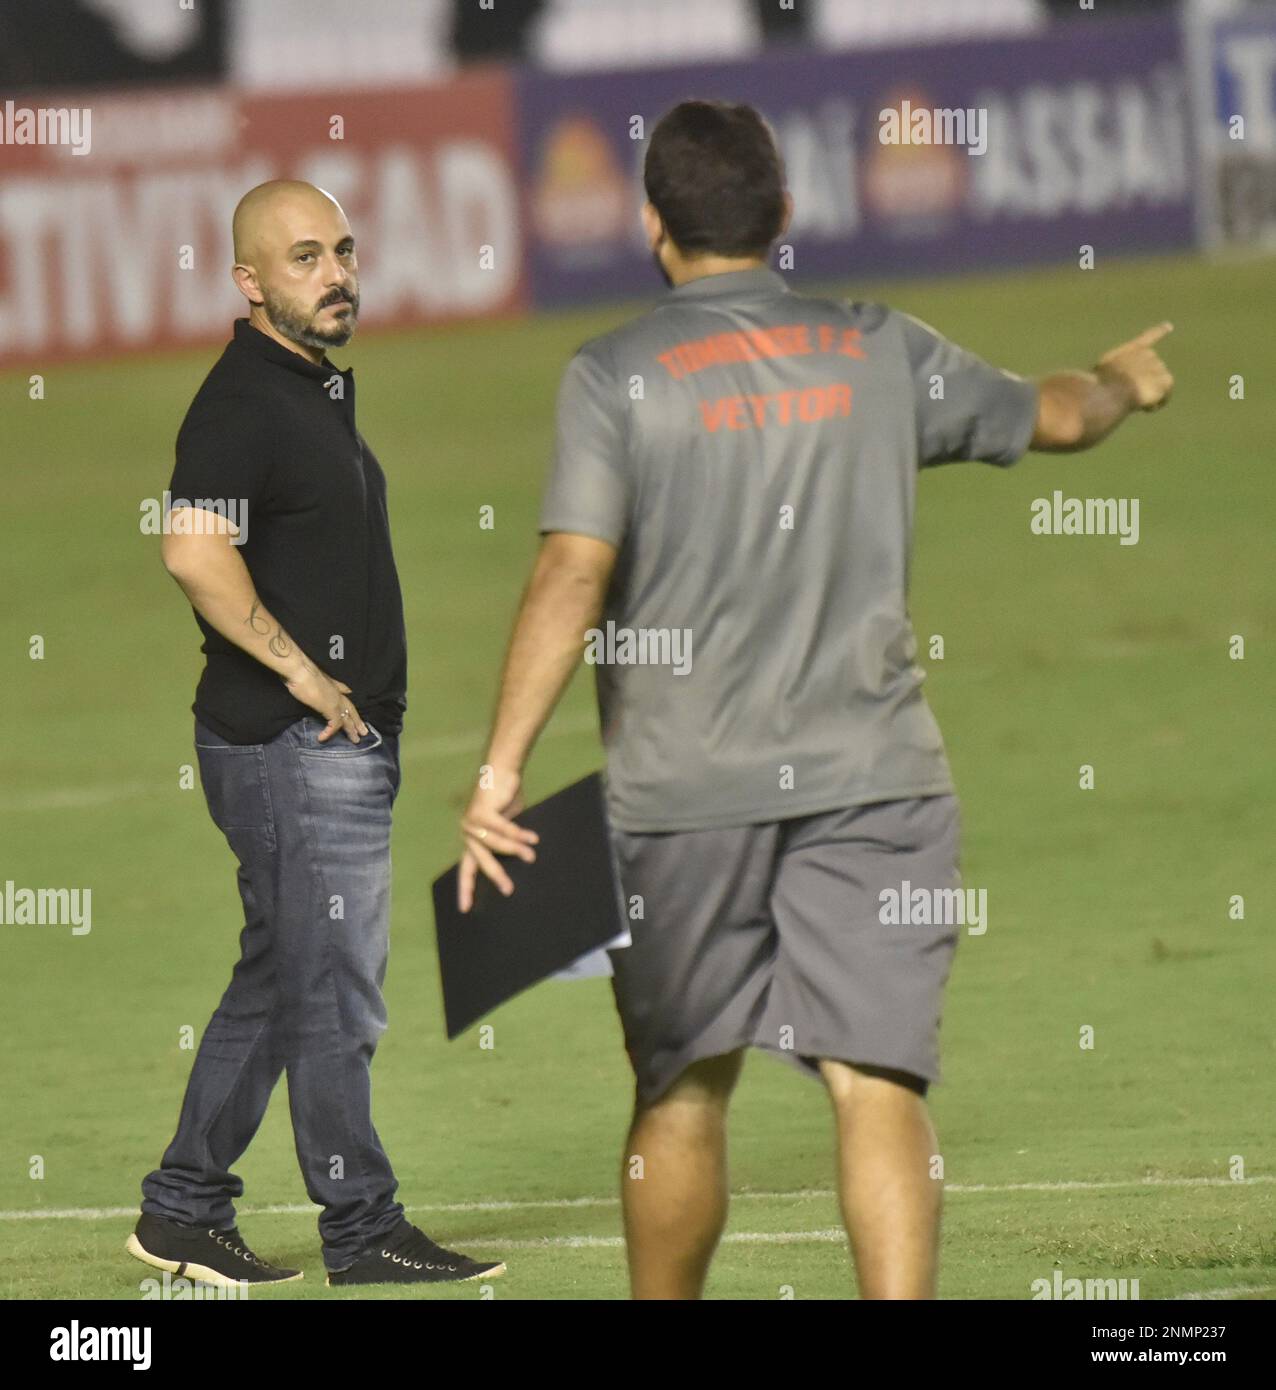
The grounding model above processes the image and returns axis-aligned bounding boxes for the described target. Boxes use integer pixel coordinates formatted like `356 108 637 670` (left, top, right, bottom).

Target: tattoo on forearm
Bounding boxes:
245 601 270 635
246 601 295 661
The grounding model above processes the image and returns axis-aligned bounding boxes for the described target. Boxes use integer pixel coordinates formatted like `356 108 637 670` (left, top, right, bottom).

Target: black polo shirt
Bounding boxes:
169 318 407 744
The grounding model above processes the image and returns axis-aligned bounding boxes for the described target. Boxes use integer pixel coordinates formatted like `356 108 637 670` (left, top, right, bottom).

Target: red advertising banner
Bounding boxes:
0 69 525 368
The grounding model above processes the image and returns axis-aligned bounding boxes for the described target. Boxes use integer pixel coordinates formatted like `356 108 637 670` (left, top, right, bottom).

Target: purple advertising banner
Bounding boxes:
517 13 1196 306
1202 9 1276 248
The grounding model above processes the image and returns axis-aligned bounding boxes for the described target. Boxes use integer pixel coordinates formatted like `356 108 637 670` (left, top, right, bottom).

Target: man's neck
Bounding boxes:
667 254 768 288
247 306 325 365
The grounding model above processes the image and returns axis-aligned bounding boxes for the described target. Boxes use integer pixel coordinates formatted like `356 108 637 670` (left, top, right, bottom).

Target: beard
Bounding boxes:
261 283 360 351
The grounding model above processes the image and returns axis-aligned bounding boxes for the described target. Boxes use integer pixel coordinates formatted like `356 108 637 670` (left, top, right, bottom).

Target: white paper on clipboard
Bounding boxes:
553 925 632 980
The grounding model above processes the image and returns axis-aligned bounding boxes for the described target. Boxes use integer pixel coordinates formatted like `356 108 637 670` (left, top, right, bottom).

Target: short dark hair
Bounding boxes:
644 100 786 259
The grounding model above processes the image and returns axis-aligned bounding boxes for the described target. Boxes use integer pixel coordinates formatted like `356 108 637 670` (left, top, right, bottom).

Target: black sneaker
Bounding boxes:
326 1219 505 1286
126 1212 303 1287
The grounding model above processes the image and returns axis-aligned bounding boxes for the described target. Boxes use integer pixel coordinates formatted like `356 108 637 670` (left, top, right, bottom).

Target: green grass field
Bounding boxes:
2 252 1273 1300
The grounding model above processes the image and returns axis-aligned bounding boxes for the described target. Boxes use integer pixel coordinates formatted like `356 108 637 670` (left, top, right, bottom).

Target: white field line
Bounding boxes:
399 713 597 764
456 1231 850 1251
1172 1285 1276 1300
0 782 152 812
1 1174 1271 1224
0 713 599 813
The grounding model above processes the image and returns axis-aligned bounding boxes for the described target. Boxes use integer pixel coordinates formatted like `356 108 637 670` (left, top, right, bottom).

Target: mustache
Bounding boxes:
318 288 357 309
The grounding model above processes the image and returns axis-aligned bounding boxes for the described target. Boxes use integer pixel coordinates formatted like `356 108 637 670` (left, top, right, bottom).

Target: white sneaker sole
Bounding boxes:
325 1260 507 1288
125 1233 304 1287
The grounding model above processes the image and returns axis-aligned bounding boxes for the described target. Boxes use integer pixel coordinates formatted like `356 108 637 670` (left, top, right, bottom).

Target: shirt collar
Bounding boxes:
232 317 347 381
667 267 790 301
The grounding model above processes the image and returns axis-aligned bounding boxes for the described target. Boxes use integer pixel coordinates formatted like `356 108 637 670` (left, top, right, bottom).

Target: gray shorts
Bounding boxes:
607 795 962 1106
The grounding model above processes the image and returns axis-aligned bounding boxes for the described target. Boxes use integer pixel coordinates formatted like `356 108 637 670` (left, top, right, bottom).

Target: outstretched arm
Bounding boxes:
457 530 618 911
1030 323 1174 453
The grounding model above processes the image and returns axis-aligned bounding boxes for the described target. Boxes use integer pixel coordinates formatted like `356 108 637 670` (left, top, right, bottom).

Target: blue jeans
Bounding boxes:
141 716 405 1270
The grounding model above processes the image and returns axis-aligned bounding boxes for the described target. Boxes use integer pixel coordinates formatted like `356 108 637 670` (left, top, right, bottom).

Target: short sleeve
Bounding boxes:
538 345 630 547
896 311 1039 468
169 394 276 528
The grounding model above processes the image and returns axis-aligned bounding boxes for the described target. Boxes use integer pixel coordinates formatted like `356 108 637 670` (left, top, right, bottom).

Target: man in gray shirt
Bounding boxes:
458 100 1173 1299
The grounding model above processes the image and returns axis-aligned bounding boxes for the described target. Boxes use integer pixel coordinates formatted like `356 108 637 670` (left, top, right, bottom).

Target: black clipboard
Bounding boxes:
430 773 625 1039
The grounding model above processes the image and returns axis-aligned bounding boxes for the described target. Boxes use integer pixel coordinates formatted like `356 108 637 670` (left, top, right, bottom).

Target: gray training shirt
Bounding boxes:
539 267 1038 833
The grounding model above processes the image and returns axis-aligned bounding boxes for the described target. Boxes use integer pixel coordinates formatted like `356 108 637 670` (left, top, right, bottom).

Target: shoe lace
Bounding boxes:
209 1227 271 1270
382 1223 463 1273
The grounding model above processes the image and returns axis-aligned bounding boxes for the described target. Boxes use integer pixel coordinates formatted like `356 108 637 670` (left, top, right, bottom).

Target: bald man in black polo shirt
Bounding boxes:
128 181 504 1289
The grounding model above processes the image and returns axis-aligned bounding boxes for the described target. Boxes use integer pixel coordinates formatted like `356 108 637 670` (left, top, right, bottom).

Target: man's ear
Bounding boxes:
231 263 264 307
641 201 665 253
778 191 794 240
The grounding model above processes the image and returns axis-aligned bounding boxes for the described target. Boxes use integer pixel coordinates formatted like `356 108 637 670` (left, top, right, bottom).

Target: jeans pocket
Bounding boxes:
297 718 385 759
195 737 276 847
